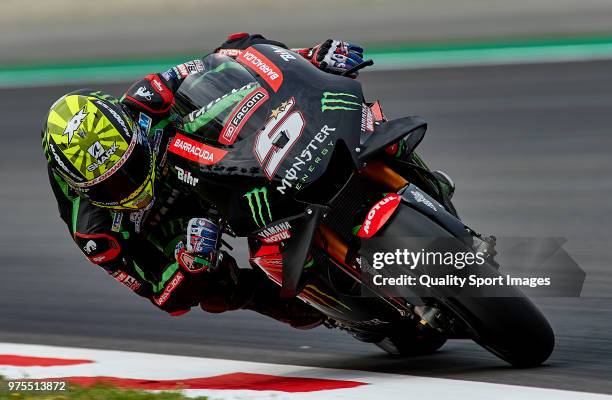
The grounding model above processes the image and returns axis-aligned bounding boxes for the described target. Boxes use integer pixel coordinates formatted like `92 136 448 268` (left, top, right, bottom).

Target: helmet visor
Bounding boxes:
76 129 155 210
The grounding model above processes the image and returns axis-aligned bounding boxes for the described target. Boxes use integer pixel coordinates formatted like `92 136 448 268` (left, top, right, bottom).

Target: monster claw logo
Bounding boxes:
244 187 273 227
63 106 89 144
321 92 360 112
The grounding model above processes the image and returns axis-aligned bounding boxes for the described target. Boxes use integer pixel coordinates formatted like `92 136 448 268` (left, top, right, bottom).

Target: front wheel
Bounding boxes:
441 296 554 367
365 204 555 367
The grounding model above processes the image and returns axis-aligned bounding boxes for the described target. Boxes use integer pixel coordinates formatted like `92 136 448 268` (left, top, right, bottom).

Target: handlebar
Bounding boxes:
342 59 375 77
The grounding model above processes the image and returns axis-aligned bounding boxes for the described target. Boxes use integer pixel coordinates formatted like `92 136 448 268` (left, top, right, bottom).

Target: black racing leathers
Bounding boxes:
46 34 325 324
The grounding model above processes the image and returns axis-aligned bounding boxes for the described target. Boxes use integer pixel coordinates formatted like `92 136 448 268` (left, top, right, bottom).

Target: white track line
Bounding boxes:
1 343 611 399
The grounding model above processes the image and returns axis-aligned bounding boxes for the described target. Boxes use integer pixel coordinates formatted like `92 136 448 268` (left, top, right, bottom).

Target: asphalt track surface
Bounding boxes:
1 61 611 394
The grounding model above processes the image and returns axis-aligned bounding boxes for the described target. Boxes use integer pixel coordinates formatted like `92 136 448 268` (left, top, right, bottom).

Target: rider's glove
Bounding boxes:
175 218 220 274
297 39 364 78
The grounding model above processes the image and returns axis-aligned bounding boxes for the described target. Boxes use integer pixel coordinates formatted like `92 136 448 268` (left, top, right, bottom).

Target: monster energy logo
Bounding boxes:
244 187 273 227
321 92 360 112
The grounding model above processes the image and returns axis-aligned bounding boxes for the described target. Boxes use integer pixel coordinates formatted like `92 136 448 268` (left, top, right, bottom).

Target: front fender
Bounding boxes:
398 184 471 243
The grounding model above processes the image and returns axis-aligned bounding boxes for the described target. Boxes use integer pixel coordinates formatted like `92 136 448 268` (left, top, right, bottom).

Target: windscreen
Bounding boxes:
173 54 270 145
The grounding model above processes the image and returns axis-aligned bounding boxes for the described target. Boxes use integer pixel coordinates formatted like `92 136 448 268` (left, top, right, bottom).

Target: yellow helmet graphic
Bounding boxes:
44 91 155 210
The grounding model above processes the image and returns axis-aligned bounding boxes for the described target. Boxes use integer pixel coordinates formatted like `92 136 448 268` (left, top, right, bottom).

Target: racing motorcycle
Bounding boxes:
168 44 554 367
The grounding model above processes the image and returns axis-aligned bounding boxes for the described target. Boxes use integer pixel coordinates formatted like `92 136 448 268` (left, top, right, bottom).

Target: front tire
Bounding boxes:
442 296 554 367
366 204 555 366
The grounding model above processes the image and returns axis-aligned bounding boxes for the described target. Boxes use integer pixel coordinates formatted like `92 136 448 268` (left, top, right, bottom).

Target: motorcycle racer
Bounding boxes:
42 34 365 327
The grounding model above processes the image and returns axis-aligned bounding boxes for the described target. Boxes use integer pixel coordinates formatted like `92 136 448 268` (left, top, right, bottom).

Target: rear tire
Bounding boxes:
376 337 446 357
375 324 446 357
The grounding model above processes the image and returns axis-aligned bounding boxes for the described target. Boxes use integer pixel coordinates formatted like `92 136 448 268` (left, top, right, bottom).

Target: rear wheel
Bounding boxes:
376 327 447 356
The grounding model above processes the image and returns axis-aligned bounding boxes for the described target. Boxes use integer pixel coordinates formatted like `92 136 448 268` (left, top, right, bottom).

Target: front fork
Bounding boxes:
313 160 412 315
317 159 484 335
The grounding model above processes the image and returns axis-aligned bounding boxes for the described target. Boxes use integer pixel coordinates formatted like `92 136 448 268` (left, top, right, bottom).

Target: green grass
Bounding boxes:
0 376 208 400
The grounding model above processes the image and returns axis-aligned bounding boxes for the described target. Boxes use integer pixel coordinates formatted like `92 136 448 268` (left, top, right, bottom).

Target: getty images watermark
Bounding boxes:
357 237 585 297
371 249 550 289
